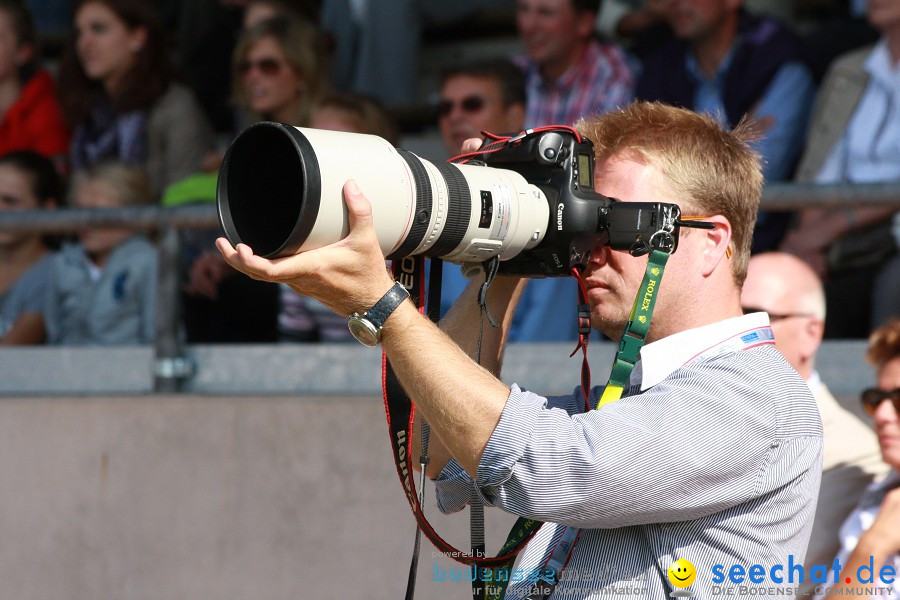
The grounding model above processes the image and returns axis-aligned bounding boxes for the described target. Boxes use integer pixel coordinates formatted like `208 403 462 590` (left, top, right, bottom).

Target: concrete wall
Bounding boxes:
0 393 522 600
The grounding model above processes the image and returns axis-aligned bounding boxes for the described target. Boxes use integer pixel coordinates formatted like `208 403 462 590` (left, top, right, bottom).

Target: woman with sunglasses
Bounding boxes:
180 16 329 343
815 318 900 598
57 0 213 197
231 15 329 130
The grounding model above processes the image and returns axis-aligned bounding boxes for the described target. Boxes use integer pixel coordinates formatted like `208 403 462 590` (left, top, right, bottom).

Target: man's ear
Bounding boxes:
698 215 732 277
798 315 825 361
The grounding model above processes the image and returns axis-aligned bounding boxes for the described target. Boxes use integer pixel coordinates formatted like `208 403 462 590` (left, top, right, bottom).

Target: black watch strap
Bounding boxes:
366 282 410 329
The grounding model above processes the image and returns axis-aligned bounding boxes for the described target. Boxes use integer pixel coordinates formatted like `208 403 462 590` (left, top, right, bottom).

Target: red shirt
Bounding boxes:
0 69 70 160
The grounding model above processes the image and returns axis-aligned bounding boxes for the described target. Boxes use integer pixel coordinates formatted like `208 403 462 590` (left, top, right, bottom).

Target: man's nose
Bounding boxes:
587 244 610 268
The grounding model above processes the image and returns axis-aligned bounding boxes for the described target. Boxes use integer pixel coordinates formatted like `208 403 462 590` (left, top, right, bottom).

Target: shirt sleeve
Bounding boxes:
750 61 817 182
472 368 787 529
433 386 586 514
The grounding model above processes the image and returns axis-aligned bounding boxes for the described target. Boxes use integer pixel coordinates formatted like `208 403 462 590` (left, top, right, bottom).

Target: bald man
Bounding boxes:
742 252 888 595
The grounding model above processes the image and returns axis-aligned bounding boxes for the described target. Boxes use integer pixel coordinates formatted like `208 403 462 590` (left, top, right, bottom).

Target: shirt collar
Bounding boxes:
806 369 821 389
685 43 737 84
864 38 898 89
636 312 772 391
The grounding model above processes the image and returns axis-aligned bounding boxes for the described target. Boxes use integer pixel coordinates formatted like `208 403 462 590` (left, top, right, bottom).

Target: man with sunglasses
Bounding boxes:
741 251 888 598
437 59 526 160
814 319 900 599
217 102 823 598
435 58 582 341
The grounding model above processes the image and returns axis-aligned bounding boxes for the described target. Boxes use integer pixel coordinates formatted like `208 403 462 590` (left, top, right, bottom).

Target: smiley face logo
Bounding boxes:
668 559 696 588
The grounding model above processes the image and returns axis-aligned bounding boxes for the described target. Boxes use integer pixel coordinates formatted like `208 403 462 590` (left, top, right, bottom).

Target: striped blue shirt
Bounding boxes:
435 314 823 599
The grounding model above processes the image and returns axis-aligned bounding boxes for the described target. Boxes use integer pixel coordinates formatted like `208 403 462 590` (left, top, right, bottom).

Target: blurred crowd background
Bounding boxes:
0 0 897 349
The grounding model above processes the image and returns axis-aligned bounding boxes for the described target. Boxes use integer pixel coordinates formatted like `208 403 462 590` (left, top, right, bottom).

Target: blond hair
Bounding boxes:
867 318 900 369
575 102 762 286
72 162 153 207
232 15 329 126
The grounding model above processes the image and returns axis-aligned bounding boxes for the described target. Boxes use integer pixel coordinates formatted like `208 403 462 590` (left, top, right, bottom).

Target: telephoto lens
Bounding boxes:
217 121 550 262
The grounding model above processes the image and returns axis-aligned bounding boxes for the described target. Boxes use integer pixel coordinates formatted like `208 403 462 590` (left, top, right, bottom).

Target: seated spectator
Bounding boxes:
57 0 214 197
433 58 526 321
504 0 635 342
636 0 817 252
814 318 900 599
434 57 580 341
741 251 889 598
43 162 158 345
436 58 525 158
0 151 64 344
780 0 900 338
0 0 70 168
231 14 330 129
516 0 636 128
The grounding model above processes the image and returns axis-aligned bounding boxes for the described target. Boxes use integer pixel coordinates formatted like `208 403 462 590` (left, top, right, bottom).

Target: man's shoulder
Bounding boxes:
826 44 876 79
110 235 158 265
148 83 206 125
659 345 819 431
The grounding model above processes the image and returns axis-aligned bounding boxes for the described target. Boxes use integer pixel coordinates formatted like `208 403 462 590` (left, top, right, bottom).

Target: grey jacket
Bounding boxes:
146 83 214 197
794 46 872 182
45 236 158 345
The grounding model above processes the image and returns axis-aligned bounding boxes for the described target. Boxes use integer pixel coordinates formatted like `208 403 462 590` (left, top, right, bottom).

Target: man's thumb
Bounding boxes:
343 179 374 232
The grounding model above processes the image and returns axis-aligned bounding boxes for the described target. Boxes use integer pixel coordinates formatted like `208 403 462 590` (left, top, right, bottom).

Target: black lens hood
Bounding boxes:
217 121 322 258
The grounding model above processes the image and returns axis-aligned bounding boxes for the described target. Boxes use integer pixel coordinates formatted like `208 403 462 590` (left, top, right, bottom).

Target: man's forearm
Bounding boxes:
400 274 527 479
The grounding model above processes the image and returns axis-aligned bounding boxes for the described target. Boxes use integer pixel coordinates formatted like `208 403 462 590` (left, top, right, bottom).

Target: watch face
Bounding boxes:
348 315 380 347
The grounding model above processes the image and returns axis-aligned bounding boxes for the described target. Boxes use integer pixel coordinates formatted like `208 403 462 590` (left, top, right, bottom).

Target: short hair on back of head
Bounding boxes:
72 162 154 207
312 92 400 146
575 101 762 287
867 318 900 369
439 58 526 108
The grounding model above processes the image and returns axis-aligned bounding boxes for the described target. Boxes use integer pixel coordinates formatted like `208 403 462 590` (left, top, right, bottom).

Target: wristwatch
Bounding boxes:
347 282 410 347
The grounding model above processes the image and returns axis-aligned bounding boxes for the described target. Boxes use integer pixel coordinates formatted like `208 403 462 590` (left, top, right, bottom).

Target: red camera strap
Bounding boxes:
383 256 541 570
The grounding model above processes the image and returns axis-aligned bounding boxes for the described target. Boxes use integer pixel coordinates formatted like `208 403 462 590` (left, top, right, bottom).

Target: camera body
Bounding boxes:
475 129 681 276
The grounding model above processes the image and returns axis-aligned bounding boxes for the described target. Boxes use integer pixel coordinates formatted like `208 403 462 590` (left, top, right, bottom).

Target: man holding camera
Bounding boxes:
217 102 822 598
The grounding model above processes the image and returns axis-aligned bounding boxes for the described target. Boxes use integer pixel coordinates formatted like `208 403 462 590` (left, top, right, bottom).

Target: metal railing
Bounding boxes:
1 183 898 393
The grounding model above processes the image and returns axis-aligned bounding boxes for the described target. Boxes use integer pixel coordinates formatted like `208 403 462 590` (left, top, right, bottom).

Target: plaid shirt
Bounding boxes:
521 39 637 129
